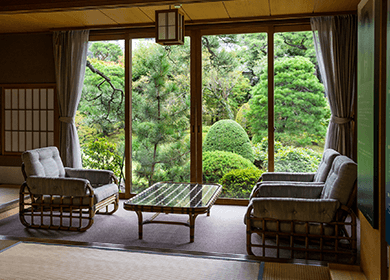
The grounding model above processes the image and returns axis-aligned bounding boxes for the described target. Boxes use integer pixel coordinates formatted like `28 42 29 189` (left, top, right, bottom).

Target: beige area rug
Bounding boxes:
263 262 331 280
0 242 261 280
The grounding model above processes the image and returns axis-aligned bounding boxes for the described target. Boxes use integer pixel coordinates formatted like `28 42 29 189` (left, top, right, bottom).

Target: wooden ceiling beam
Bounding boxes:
0 0 231 14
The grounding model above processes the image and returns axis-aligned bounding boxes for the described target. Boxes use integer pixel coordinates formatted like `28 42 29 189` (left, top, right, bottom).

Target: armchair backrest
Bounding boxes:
320 155 357 205
22 146 65 179
313 148 340 182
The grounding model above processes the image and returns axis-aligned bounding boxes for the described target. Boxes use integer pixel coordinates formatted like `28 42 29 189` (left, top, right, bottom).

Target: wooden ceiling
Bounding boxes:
0 0 360 34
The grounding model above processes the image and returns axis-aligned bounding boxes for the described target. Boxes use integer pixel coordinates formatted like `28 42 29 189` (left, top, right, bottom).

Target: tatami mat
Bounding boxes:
262 262 331 280
0 242 261 280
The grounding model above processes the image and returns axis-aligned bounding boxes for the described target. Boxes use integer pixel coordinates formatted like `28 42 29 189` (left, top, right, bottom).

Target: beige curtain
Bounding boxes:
311 15 357 159
53 30 89 168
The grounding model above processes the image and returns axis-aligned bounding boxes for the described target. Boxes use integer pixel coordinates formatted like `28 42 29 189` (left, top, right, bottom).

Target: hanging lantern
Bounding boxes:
155 8 185 45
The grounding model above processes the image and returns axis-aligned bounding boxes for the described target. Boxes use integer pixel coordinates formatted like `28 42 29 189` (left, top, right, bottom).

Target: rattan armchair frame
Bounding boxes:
245 184 358 264
19 163 119 232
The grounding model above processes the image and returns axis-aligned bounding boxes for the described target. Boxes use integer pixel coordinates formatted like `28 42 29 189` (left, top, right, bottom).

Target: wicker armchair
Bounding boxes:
250 149 340 200
245 155 357 263
19 146 119 231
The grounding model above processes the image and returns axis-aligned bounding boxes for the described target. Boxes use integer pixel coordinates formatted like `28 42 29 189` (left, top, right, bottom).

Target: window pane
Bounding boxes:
12 132 18 151
78 40 125 191
48 89 54 109
5 89 11 109
26 89 32 109
19 89 25 109
33 89 39 109
19 132 25 152
273 31 329 173
19 111 25 130
12 89 18 109
40 89 47 109
131 38 191 194
202 33 267 199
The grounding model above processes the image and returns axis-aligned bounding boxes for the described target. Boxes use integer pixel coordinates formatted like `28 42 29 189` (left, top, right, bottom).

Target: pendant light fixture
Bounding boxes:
155 5 185 45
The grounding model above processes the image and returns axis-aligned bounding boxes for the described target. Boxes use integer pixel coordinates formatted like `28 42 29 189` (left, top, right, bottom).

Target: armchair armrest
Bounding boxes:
249 197 340 223
26 176 91 196
65 168 117 185
251 182 324 199
260 172 316 182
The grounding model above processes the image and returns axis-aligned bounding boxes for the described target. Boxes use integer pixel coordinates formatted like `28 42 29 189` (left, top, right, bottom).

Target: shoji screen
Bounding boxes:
2 85 57 154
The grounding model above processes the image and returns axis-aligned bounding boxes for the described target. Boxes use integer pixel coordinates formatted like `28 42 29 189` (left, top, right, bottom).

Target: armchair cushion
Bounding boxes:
26 176 89 196
253 182 324 199
320 156 357 206
65 168 114 186
36 183 118 205
313 148 340 182
93 183 118 203
22 146 65 177
260 172 315 182
250 197 340 223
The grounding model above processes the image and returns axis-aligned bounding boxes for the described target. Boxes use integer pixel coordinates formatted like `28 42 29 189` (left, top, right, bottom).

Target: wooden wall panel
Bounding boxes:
0 33 55 84
314 0 359 13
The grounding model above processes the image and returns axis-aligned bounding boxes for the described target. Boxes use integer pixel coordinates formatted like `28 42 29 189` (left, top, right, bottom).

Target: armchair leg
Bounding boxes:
245 210 254 255
246 230 254 255
95 194 119 215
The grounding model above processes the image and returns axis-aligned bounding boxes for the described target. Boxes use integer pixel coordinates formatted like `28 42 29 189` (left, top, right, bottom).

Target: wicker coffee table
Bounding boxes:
123 182 222 242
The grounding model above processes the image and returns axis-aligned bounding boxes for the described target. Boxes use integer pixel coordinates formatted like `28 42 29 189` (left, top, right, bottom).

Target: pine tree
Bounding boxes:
132 46 190 188
248 56 330 146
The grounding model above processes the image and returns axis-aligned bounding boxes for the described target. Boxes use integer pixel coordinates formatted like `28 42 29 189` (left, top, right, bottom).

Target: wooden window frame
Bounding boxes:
86 19 314 204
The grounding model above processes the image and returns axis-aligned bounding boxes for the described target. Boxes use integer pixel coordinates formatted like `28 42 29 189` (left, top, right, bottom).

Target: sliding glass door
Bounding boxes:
131 38 191 194
201 33 268 199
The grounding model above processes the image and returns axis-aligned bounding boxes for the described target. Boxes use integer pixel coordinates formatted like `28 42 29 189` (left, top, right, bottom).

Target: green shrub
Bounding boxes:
251 137 322 172
252 137 282 169
81 137 122 178
219 167 264 198
203 151 256 183
273 146 321 172
203 119 254 162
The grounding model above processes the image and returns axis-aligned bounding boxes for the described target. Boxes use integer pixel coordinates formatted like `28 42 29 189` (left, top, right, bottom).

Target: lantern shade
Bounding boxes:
155 9 185 45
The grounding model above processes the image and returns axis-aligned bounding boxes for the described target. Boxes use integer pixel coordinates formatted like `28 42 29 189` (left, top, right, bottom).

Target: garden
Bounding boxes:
76 31 330 199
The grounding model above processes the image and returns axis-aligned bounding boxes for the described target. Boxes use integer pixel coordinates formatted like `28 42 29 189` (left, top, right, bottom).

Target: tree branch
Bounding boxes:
280 34 307 50
86 60 124 120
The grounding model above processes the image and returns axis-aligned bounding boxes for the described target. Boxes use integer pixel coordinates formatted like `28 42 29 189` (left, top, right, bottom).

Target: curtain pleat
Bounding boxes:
53 30 89 168
311 15 357 160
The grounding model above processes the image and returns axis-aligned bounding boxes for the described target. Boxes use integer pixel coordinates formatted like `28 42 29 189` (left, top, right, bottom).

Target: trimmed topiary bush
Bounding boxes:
203 151 256 183
203 119 255 162
219 167 264 199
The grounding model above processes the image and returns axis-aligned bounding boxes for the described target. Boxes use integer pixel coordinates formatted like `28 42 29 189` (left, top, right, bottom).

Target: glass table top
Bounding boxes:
124 182 222 209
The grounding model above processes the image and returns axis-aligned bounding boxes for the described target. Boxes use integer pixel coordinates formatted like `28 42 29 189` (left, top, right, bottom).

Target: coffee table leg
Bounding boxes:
136 211 143 239
189 214 198 243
